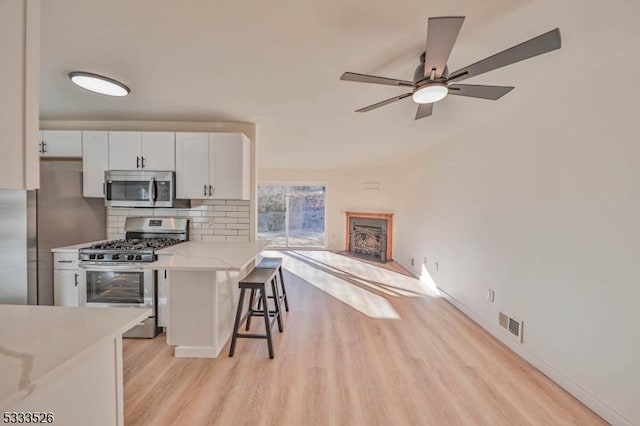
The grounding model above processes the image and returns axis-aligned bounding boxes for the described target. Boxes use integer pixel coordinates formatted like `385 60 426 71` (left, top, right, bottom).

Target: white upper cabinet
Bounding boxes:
175 132 250 200
0 0 39 190
82 131 109 198
108 131 175 171
175 132 210 199
108 132 142 170
142 132 175 170
211 133 250 200
39 130 82 158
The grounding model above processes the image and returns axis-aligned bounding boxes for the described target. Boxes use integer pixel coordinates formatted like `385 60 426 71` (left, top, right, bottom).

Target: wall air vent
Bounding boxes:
499 311 523 342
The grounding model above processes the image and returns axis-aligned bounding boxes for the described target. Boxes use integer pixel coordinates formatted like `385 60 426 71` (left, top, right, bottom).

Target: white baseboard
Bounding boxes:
174 345 218 358
216 327 233 357
437 287 632 426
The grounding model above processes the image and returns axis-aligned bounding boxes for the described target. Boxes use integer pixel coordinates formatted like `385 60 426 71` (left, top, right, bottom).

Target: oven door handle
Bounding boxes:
149 177 156 205
79 263 148 271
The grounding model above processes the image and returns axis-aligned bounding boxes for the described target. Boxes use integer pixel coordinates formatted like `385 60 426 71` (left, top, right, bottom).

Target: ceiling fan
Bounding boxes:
340 17 561 120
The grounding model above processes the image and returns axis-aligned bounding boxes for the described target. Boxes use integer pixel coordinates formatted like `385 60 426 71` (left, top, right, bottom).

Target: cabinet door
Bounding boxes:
176 132 211 199
157 269 168 328
53 269 79 307
108 131 142 170
82 131 109 197
210 133 250 200
41 131 82 157
142 132 175 170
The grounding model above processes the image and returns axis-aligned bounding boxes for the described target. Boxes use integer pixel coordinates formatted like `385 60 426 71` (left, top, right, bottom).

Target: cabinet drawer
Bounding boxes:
53 252 79 270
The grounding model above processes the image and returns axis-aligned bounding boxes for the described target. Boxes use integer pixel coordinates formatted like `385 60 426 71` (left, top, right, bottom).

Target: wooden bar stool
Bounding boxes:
256 257 289 312
229 267 282 359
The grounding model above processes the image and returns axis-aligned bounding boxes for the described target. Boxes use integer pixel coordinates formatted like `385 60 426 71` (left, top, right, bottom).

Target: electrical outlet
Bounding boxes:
487 289 495 302
410 258 415 267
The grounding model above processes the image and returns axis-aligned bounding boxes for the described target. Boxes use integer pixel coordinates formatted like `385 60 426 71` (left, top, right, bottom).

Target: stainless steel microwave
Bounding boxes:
105 170 189 208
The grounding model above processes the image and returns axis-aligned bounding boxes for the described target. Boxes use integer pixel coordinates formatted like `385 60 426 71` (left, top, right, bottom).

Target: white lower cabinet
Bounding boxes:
53 252 80 307
157 269 169 328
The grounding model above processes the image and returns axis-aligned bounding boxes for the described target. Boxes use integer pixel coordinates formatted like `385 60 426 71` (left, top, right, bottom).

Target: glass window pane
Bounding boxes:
257 185 287 247
287 185 325 247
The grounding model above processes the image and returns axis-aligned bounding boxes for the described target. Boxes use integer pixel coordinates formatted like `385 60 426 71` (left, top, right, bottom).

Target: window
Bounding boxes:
258 184 326 248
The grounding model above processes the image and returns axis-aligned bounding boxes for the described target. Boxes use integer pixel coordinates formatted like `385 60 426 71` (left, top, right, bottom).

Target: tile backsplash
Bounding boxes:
107 199 250 242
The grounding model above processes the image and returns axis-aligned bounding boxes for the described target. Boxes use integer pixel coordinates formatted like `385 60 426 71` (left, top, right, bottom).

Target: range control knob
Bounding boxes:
135 255 142 261
112 254 120 260
127 255 135 261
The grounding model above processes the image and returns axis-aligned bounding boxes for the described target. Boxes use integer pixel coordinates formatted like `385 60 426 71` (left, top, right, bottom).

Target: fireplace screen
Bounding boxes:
349 217 388 262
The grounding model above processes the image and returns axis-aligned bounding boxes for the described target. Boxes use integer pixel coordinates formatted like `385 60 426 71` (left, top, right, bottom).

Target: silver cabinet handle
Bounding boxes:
74 273 79 287
141 156 145 168
204 184 207 196
57 260 73 263
208 185 213 196
136 156 140 168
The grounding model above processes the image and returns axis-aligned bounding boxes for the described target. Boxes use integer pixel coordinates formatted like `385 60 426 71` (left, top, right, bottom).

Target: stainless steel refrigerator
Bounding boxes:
0 159 106 305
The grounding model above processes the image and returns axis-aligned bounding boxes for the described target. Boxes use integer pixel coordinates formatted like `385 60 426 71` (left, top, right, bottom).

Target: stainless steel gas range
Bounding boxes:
78 217 188 338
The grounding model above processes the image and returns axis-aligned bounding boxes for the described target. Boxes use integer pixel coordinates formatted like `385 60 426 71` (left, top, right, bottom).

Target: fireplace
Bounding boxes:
345 212 393 262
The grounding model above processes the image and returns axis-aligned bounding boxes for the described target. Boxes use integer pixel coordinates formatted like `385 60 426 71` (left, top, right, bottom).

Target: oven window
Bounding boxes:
86 270 145 304
108 181 150 202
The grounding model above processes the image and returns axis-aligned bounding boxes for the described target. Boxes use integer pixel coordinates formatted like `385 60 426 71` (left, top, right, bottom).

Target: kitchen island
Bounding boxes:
0 305 151 426
150 240 269 358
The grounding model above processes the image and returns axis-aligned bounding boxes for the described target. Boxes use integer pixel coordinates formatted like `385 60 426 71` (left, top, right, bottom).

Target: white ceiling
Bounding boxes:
40 0 609 169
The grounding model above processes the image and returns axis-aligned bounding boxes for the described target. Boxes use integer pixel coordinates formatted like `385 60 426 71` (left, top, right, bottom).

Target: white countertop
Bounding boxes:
0 305 150 408
50 240 107 253
149 240 270 271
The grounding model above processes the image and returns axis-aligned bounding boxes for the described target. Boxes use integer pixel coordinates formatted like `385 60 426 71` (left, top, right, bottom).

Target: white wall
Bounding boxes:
391 2 640 423
258 167 397 250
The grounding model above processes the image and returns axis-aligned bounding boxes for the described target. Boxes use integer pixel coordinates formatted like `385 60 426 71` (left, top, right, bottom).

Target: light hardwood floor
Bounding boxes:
123 250 606 426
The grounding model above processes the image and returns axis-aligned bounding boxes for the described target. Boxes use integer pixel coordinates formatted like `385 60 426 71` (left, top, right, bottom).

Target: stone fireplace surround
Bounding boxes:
345 212 393 262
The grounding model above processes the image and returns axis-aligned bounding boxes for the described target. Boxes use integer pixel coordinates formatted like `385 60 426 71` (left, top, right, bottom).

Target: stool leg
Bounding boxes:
229 288 246 357
261 287 274 359
271 276 283 332
278 265 289 312
245 288 256 331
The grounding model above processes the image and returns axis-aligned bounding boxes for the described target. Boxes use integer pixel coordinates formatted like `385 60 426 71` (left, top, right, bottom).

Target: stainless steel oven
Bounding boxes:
77 217 188 338
105 170 189 208
78 264 159 338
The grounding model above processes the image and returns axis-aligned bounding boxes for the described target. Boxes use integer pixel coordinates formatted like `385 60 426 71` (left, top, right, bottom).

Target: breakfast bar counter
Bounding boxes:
149 240 269 358
0 305 151 425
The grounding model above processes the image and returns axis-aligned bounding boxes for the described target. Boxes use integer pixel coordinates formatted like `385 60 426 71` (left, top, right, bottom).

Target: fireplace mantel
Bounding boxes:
345 211 393 261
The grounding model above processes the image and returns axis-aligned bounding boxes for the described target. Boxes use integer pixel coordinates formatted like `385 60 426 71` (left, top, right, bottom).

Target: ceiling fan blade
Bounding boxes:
356 93 412 112
448 84 514 100
424 16 465 79
341 72 415 87
448 28 561 82
415 103 434 120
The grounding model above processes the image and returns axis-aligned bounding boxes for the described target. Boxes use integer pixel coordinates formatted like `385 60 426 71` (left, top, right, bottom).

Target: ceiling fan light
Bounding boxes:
412 83 448 104
69 72 130 97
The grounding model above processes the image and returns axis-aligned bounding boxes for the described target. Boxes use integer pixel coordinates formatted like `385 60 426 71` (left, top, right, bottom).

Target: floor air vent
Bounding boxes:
499 311 523 342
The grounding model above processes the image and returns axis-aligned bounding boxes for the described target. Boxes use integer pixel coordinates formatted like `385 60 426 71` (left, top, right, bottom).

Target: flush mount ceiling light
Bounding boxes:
412 82 449 104
68 71 130 97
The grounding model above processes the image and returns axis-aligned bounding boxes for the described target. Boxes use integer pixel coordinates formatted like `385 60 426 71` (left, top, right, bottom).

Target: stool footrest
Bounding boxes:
234 333 269 339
